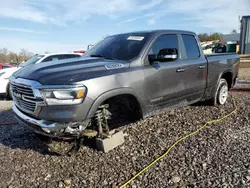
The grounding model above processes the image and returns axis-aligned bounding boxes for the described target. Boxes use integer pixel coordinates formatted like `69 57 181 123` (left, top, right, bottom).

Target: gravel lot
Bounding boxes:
239 68 250 81
1 69 250 188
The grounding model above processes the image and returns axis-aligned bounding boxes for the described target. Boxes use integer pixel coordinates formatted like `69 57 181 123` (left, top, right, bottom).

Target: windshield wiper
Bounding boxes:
90 54 115 60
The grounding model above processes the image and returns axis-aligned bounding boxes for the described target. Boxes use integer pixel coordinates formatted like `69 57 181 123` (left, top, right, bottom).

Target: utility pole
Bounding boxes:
238 15 241 33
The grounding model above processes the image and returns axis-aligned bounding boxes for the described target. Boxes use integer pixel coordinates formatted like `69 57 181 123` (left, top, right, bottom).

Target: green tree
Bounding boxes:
198 32 221 42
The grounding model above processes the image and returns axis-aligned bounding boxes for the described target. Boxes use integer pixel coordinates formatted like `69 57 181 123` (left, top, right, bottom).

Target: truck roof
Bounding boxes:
38 52 83 56
112 29 196 36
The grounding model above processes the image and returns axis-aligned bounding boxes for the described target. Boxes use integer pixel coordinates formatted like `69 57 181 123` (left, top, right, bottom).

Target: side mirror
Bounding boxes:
148 48 178 63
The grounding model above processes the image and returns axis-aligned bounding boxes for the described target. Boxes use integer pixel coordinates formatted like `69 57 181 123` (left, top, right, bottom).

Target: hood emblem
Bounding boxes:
105 63 124 70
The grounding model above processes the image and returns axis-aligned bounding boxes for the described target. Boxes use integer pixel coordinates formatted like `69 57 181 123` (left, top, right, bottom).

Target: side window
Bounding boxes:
2 66 12 69
65 54 81 59
42 55 62 62
57 55 67 60
182 34 200 59
42 56 53 62
149 34 178 55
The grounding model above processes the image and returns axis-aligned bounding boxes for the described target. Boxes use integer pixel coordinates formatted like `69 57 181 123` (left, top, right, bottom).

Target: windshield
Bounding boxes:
83 33 151 61
20 55 44 67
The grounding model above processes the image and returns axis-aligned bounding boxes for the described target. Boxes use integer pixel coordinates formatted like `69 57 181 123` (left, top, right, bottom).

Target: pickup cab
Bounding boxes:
10 30 240 139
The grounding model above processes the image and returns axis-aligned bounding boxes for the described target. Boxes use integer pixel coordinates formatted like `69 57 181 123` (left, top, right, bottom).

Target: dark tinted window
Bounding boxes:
2 66 12 69
149 34 178 55
65 54 81 59
182 34 200 59
83 33 151 61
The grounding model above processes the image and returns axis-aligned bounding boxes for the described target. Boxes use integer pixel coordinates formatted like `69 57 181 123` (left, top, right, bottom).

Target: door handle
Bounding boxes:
198 65 205 69
176 68 185 72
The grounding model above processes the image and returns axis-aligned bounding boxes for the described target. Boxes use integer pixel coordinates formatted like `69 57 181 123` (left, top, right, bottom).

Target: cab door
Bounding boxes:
143 34 188 109
179 34 207 101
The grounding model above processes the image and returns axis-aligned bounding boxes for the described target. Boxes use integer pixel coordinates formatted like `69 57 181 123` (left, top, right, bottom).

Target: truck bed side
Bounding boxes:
204 53 240 99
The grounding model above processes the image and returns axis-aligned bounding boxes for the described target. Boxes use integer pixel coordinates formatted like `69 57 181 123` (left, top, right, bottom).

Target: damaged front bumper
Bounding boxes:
13 105 92 139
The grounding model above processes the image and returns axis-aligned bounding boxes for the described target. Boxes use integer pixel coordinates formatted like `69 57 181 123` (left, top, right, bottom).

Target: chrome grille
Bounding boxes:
11 83 36 113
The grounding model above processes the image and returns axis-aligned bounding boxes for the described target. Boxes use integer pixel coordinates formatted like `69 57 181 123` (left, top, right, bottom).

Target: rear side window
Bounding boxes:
149 34 178 55
182 34 200 59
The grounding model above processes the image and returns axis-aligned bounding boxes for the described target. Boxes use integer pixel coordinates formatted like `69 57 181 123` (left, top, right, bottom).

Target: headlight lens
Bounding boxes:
39 86 86 105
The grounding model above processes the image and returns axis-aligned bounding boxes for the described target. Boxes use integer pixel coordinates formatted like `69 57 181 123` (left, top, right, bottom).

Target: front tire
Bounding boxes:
208 78 228 106
5 83 12 100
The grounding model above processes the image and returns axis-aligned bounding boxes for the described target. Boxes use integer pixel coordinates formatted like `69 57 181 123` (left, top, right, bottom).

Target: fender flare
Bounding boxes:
218 69 233 87
86 88 146 119
205 69 233 100
212 69 233 98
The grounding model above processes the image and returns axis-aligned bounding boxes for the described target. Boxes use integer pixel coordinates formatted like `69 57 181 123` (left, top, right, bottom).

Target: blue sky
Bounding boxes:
0 0 249 53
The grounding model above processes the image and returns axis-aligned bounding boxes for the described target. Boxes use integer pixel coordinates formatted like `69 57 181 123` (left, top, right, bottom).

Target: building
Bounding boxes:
221 33 240 44
240 15 250 54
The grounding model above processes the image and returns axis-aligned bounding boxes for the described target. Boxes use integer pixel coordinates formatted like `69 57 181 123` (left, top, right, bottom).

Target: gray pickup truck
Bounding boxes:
10 30 240 139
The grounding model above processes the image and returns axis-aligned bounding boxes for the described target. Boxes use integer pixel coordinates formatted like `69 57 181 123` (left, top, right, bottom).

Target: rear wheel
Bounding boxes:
208 78 228 106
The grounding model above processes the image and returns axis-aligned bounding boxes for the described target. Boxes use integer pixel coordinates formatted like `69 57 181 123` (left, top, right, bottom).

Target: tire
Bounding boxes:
5 83 12 100
208 78 229 106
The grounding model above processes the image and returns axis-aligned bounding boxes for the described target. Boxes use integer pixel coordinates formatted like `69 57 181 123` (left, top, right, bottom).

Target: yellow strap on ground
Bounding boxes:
120 98 238 188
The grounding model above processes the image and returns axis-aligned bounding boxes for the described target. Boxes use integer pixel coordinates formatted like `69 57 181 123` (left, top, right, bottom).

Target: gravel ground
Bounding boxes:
239 68 250 81
1 70 250 188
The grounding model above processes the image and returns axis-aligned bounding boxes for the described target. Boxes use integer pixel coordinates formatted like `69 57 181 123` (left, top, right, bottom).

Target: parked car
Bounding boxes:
202 43 214 54
0 63 16 70
10 30 240 140
0 52 82 98
212 43 227 53
0 68 19 98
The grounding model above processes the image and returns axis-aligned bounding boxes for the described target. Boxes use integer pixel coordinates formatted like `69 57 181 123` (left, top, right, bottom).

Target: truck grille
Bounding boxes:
11 83 37 113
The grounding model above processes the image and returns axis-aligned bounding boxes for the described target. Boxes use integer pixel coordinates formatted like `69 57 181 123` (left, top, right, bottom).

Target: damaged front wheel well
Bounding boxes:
103 94 143 121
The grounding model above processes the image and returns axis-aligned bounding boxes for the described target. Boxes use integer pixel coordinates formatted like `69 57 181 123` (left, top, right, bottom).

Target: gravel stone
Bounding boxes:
58 181 64 188
44 174 52 181
171 176 181 183
64 179 71 185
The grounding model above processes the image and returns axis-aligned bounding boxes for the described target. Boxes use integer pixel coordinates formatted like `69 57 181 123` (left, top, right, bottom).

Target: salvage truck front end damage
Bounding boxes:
9 30 240 153
10 76 97 139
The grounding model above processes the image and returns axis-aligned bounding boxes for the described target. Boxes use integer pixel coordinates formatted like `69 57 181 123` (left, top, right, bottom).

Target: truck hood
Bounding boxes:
12 57 129 85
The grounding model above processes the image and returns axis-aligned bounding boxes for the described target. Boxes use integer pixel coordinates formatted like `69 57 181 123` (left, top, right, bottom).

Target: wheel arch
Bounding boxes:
220 71 233 89
86 88 145 119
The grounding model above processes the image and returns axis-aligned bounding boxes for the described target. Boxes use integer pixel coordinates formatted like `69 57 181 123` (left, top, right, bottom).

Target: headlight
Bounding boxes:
39 86 86 105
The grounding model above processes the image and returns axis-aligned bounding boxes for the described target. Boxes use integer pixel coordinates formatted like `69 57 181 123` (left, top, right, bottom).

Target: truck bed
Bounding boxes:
205 52 238 57
204 53 240 98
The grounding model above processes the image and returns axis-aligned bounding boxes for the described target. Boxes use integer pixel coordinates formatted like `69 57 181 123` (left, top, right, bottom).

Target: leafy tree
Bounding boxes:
0 48 34 64
198 32 222 42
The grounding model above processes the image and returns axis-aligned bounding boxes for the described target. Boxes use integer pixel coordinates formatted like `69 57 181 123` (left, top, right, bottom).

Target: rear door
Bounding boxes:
180 34 207 101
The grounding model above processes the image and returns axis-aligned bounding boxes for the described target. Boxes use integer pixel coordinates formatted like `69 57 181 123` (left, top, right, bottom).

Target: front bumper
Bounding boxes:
13 105 88 139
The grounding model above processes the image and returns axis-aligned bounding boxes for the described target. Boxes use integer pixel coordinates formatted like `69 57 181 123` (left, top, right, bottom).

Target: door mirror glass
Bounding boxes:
148 48 178 63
